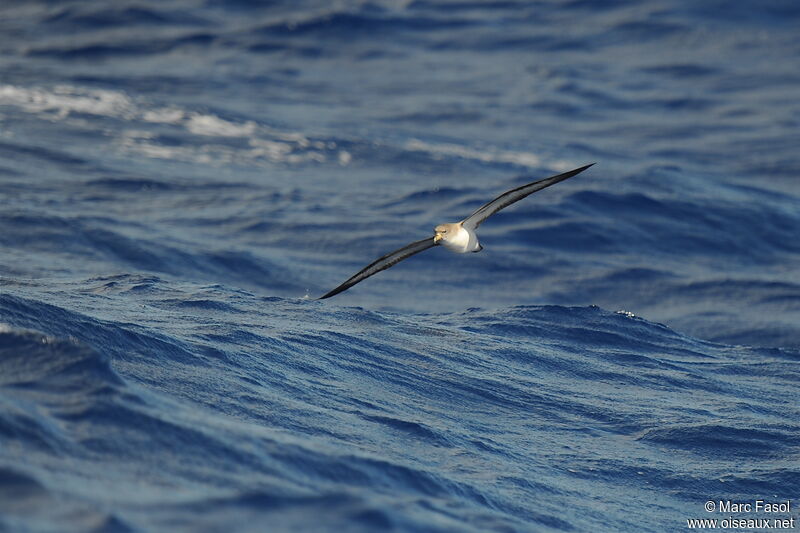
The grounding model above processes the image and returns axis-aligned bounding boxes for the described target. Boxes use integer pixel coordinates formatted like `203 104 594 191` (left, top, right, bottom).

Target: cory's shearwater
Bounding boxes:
319 163 594 299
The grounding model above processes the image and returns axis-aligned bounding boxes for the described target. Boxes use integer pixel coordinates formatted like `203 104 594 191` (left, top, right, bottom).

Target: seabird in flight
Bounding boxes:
319 163 594 299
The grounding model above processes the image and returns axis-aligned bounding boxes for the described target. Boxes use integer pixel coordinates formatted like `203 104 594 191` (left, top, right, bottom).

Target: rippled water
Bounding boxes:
1 1 799 532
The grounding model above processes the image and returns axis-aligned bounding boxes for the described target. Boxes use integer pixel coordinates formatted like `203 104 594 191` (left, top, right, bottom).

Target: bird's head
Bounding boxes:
434 223 456 243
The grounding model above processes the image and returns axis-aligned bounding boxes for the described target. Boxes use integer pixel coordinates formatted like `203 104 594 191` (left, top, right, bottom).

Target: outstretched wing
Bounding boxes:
319 237 437 299
462 163 594 230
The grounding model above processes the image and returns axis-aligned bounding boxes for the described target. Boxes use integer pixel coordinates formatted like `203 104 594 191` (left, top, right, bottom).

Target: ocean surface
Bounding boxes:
1 1 799 532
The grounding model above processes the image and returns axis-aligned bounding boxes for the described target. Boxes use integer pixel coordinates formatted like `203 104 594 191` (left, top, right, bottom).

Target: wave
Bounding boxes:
1 292 797 531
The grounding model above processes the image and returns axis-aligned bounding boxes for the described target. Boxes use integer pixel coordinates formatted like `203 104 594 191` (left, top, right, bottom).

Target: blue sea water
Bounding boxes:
1 1 799 532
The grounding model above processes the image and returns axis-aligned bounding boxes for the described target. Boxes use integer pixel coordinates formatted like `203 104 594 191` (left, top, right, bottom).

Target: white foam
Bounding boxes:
0 84 135 119
1 84 331 166
2 84 577 171
248 138 294 160
185 114 257 137
142 107 185 124
405 139 544 169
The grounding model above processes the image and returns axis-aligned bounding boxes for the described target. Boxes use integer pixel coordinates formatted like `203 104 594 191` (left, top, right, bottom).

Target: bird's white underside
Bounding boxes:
439 223 480 253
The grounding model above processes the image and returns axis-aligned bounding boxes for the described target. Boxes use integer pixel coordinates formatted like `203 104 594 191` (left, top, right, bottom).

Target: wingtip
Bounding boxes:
558 162 595 179
567 162 596 176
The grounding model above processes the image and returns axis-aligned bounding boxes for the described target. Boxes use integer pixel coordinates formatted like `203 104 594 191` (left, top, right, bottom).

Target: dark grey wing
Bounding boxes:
461 163 594 230
319 237 437 299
